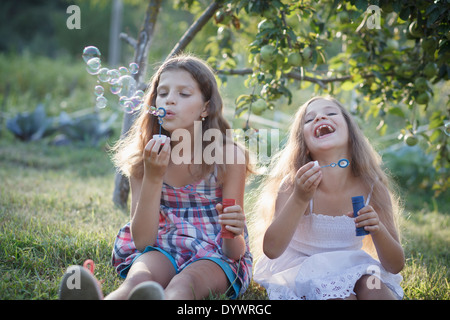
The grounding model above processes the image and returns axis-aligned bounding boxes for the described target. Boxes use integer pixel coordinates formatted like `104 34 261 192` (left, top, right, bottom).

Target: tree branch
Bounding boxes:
113 0 163 208
167 1 222 59
133 0 162 82
216 68 253 75
113 1 220 208
216 68 359 87
286 70 353 88
119 32 137 50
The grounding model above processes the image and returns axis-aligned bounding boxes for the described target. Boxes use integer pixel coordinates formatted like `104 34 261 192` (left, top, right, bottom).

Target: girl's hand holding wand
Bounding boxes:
294 161 322 202
143 137 171 181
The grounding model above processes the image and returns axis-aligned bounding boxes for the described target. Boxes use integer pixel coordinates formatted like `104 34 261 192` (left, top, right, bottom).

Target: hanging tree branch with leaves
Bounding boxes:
113 0 449 208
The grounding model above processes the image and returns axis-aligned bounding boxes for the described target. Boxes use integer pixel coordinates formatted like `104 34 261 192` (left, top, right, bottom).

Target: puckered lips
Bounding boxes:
314 123 336 138
164 109 176 119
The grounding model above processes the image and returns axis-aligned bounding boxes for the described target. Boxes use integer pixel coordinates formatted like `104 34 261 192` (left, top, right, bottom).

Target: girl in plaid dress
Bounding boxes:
60 55 253 300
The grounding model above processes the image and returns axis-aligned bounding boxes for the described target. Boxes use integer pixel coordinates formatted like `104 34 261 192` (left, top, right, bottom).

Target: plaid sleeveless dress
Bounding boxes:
111 168 253 297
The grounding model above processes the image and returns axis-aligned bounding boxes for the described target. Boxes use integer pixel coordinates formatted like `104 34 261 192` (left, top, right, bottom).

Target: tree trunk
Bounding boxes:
108 0 123 67
112 0 162 208
167 1 221 59
112 0 221 208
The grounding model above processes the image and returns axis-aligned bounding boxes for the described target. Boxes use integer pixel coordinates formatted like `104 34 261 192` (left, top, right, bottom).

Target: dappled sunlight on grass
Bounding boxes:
0 140 448 299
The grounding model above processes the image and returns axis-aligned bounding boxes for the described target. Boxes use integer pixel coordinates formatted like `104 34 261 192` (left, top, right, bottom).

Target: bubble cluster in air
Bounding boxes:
82 46 145 114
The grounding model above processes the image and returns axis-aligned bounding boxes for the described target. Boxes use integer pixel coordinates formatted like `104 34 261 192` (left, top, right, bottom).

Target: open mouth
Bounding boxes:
315 124 335 138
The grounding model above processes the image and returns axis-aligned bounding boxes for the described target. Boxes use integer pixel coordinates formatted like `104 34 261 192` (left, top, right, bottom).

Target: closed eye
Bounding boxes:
305 112 337 124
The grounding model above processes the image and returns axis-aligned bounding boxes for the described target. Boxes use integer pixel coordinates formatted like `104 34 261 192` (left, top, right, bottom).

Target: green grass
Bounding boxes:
0 138 448 300
400 211 450 299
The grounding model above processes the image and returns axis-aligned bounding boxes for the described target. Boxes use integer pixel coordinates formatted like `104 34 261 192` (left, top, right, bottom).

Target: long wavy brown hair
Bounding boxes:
111 54 252 182
250 96 401 259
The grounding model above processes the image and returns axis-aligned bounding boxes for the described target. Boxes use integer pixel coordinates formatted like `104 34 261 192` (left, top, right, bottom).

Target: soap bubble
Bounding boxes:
117 75 137 97
123 100 135 114
86 57 101 75
82 45 146 114
132 102 143 113
119 66 129 76
134 90 145 100
107 69 120 84
118 96 128 108
94 85 104 97
130 96 143 111
82 46 101 63
129 62 139 74
97 68 110 82
96 95 107 109
118 94 143 114
110 82 122 95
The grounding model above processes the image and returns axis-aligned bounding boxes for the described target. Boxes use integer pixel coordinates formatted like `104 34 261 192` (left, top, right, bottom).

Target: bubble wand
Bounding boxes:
319 158 350 168
148 106 167 144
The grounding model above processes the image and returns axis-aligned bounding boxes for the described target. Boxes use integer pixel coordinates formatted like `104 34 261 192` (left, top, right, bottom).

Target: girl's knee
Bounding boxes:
354 275 397 300
354 275 371 295
164 262 228 299
124 270 154 288
125 250 176 288
165 272 199 299
105 270 155 300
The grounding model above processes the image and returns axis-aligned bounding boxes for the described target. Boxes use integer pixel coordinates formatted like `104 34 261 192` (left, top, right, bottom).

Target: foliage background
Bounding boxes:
1 0 448 193
0 0 448 300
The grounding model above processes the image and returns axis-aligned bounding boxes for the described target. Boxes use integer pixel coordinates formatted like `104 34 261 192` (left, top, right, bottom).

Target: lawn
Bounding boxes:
0 139 448 300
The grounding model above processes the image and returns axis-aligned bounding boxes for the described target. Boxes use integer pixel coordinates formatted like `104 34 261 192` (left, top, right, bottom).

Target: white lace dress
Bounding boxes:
253 197 403 300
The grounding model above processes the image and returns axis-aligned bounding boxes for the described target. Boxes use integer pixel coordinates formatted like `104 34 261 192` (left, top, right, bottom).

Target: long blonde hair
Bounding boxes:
250 96 401 259
112 54 252 181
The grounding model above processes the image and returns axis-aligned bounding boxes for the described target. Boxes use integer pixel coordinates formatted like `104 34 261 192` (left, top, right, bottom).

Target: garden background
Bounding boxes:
0 0 448 299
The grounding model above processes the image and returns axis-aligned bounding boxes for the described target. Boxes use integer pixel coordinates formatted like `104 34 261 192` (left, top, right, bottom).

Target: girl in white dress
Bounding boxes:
252 96 404 300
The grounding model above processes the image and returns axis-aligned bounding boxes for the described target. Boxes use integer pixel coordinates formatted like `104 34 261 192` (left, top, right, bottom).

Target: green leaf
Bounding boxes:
340 81 355 91
429 129 440 143
387 107 405 117
429 112 444 130
234 105 249 118
355 0 368 11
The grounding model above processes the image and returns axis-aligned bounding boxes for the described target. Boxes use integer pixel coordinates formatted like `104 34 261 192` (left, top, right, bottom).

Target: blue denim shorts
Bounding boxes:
119 245 241 299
